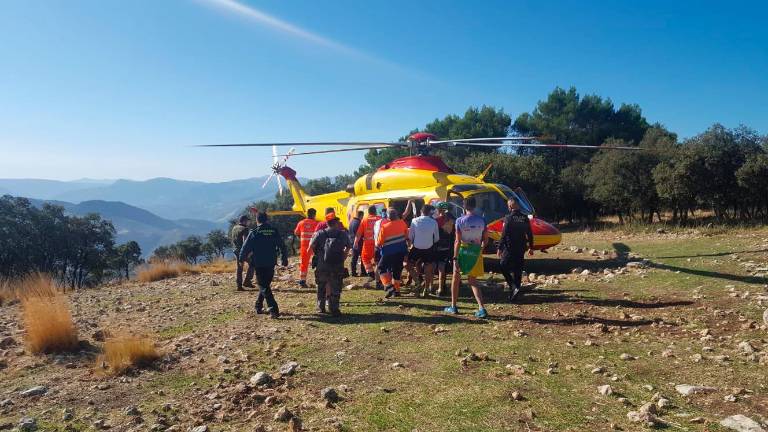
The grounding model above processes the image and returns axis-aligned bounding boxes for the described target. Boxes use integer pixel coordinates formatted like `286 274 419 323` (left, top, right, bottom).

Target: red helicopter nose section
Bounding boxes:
530 217 561 250
487 217 561 251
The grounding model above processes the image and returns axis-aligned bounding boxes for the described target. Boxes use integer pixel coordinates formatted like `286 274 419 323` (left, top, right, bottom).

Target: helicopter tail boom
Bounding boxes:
277 166 310 215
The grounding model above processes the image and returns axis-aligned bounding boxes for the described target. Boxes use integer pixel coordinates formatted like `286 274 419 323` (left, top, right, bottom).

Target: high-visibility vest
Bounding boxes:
358 216 381 242
294 219 319 243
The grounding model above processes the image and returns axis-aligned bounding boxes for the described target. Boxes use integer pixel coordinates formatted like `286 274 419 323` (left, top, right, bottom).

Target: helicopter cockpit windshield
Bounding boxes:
446 184 535 221
494 184 535 216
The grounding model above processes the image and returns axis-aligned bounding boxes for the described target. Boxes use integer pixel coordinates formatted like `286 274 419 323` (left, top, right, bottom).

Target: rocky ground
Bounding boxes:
1 228 767 432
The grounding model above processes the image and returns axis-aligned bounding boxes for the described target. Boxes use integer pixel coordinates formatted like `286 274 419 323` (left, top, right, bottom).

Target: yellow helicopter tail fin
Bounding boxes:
278 166 310 214
477 163 493 181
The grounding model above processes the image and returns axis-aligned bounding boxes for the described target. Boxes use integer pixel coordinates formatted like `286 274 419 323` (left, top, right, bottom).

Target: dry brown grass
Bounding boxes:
0 280 11 306
17 274 79 354
99 335 160 375
136 261 200 282
196 258 237 274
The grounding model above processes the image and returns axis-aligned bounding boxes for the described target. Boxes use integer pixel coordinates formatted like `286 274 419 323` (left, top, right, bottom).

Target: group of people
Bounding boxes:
231 196 535 319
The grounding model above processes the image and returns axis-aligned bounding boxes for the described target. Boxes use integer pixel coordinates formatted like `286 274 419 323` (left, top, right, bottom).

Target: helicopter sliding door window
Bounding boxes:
389 199 424 218
357 202 385 216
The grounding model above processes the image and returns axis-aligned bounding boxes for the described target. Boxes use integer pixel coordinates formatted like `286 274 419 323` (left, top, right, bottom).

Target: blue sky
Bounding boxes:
1 0 766 182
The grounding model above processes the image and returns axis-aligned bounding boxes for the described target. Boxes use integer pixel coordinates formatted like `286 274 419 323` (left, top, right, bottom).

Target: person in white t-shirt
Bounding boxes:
407 204 439 297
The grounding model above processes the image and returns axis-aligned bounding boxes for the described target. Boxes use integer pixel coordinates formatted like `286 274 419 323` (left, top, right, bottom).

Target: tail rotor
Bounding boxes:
262 145 295 195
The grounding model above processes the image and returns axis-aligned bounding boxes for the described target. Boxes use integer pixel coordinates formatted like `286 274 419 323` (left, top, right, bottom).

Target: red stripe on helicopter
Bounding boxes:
378 155 455 173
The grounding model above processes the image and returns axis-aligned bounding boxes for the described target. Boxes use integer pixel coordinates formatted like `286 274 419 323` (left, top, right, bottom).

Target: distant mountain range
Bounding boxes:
0 176 284 222
25 198 222 256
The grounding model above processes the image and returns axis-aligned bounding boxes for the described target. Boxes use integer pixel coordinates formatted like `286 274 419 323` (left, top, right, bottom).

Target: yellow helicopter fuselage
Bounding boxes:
278 155 561 250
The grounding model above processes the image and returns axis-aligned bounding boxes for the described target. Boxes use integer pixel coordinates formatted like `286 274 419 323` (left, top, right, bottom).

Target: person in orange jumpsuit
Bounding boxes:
355 206 381 279
294 208 319 288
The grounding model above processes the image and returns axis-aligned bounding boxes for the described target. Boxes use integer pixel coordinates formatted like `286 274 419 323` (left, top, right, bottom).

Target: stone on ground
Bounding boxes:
19 386 47 397
720 415 766 432
250 372 272 385
18 417 38 432
321 387 340 403
675 384 717 396
279 361 299 376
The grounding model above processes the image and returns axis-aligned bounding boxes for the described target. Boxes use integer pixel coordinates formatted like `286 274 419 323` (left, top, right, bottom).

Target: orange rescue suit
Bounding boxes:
356 215 381 274
294 218 319 281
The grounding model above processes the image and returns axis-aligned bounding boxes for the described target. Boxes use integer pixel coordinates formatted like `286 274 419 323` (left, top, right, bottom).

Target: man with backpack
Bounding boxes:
309 216 352 316
239 212 289 318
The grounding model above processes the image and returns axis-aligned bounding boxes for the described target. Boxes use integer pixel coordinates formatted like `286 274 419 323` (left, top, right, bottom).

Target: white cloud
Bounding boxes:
198 0 381 63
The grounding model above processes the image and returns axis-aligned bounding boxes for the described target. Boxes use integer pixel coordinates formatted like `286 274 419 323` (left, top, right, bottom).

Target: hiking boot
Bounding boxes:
243 281 255 288
255 307 265 315
298 280 308 288
474 308 488 319
269 310 281 319
508 286 521 302
236 286 244 291
384 286 395 299
443 305 459 314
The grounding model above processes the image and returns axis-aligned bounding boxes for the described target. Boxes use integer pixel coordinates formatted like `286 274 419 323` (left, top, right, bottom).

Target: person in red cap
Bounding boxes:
315 207 337 231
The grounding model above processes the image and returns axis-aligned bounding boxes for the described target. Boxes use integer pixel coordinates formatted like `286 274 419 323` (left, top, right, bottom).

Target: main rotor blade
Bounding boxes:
195 142 405 148
429 136 539 144
451 142 640 151
276 145 395 157
262 172 276 188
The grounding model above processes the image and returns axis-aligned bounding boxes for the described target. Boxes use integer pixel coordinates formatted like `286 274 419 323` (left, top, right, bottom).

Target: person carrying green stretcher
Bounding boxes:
443 197 489 318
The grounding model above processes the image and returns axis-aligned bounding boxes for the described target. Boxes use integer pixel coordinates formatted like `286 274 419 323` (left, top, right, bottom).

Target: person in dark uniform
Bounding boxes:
498 197 534 302
239 212 289 318
231 215 254 290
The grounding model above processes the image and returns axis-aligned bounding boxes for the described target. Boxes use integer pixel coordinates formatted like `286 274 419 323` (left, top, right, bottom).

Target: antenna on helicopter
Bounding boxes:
262 145 295 195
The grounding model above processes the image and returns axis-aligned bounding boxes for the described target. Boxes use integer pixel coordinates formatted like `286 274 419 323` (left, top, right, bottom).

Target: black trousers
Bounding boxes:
254 266 278 313
315 270 344 312
500 251 525 290
350 246 364 275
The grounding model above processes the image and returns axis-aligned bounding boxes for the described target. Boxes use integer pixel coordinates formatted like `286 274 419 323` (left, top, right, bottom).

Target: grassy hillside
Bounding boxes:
1 228 766 431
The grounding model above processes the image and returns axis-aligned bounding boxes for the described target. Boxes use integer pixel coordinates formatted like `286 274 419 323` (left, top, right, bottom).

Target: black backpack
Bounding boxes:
322 229 347 268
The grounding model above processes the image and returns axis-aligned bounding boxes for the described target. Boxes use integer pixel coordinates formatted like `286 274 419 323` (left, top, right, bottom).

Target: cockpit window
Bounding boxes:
495 184 535 215
450 184 484 193
467 191 508 222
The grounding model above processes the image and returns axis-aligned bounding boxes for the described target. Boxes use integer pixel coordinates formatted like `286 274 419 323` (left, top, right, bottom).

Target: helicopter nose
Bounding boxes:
530 217 561 250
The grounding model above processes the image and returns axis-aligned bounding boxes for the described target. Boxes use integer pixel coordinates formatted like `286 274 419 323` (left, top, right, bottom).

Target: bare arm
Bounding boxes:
453 227 462 260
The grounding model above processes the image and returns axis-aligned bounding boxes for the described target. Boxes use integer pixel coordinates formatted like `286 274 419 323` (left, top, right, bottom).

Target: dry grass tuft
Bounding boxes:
136 261 200 282
99 335 160 375
17 274 79 354
0 280 11 306
196 258 237 274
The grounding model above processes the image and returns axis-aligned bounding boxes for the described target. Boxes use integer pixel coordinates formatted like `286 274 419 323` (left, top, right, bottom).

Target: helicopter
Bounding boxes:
200 133 638 253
